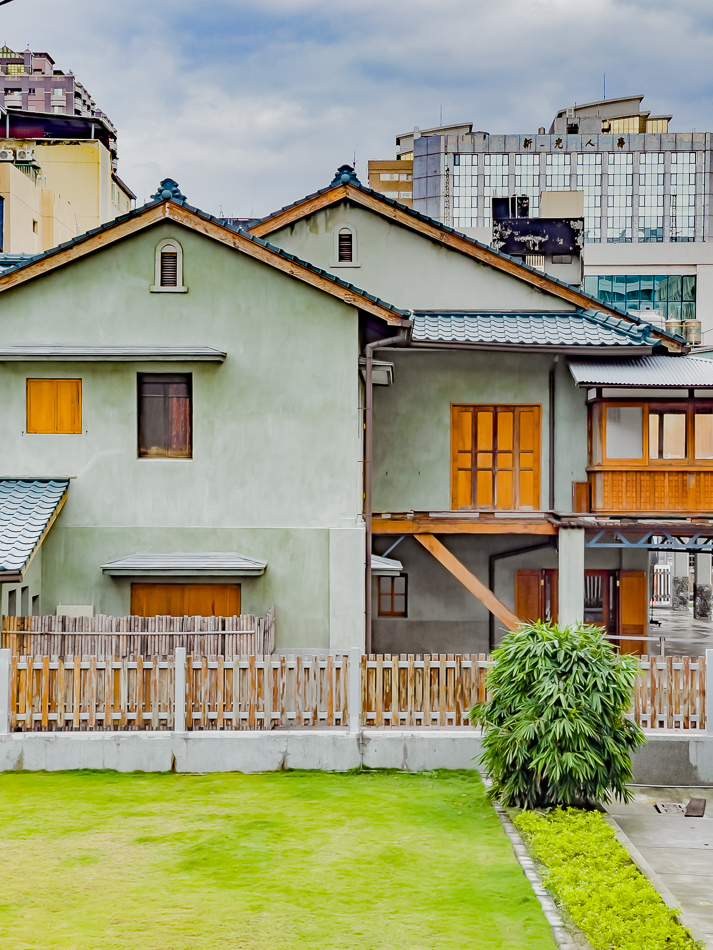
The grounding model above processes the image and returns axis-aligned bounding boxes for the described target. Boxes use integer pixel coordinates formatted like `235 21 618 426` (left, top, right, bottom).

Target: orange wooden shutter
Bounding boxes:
475 409 494 507
517 407 539 510
451 406 474 508
618 571 647 655
515 570 543 622
56 379 82 434
495 409 514 509
27 378 81 434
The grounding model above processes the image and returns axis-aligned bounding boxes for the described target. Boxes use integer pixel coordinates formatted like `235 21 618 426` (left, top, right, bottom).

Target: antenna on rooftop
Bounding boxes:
603 73 606 100
440 103 443 125
353 149 357 168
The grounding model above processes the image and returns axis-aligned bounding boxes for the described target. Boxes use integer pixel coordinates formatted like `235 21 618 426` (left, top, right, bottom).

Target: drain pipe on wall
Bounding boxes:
364 324 410 653
488 539 557 650
549 355 558 511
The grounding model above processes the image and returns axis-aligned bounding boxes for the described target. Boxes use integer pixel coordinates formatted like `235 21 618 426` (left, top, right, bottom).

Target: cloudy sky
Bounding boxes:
1 0 711 217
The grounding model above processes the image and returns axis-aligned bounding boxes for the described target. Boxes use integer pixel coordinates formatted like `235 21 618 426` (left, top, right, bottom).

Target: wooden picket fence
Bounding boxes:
632 654 705 730
9 651 349 732
11 656 175 731
2 608 275 658
361 654 489 727
5 651 709 733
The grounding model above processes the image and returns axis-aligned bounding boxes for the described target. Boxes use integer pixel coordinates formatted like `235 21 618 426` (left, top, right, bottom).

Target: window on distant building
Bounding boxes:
332 225 359 267
6 64 23 76
514 154 541 217
583 275 696 322
26 378 82 434
483 154 508 227
138 374 192 459
638 153 664 242
453 153 478 228
670 152 696 242
377 575 407 617
607 153 633 242
150 239 187 292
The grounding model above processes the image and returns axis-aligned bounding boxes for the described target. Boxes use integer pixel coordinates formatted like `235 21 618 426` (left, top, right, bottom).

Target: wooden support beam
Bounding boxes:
415 533 521 631
374 518 557 535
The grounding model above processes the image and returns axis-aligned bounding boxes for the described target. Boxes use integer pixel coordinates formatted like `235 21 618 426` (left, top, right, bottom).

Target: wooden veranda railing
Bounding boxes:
2 609 275 658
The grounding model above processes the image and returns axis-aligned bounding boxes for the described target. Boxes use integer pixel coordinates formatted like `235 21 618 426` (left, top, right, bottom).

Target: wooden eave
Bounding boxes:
0 201 405 328
250 184 685 353
372 513 557 535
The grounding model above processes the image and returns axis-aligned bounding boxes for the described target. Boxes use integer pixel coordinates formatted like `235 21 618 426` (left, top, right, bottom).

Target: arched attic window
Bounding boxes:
150 239 188 293
331 224 360 268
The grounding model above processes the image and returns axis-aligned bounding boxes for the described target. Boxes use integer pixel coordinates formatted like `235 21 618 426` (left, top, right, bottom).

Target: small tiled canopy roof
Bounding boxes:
101 552 267 577
411 310 661 348
0 479 69 574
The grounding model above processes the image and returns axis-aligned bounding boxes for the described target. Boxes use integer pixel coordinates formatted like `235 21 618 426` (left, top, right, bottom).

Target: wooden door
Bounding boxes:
515 569 558 624
130 583 241 617
618 571 647 655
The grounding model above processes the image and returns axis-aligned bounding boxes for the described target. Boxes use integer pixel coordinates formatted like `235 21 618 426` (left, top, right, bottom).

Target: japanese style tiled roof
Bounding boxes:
0 479 69 573
101 552 267 576
250 169 687 349
410 310 662 348
0 192 410 325
569 354 713 387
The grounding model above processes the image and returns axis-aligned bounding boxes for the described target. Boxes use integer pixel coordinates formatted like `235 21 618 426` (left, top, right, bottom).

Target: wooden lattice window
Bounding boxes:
378 575 407 617
160 249 178 287
451 404 541 510
338 229 353 262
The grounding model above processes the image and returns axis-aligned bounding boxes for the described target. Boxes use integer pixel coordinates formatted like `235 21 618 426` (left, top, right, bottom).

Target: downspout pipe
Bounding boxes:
488 538 556 650
364 325 410 653
549 356 558 511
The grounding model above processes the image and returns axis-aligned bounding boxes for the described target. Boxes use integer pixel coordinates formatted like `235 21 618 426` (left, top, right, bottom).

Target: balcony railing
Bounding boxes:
590 468 713 514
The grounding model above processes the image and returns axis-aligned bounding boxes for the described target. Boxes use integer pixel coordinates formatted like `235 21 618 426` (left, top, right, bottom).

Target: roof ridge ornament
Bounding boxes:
151 178 186 204
330 164 361 186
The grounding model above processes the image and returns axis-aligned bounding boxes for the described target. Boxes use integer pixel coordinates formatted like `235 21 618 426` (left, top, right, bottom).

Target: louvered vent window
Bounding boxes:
160 250 178 287
338 230 353 262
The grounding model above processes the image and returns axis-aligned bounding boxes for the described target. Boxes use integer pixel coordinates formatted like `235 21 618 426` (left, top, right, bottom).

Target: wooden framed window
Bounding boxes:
131 583 240 617
593 400 713 467
138 373 192 458
451 404 541 510
648 409 686 460
332 225 359 267
377 575 407 617
26 378 81 433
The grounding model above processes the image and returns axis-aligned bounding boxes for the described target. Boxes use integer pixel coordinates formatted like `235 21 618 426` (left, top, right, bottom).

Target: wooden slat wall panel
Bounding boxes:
1 609 275 658
594 470 713 514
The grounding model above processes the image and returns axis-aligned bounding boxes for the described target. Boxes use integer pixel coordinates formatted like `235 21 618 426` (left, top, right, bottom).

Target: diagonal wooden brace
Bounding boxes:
415 533 521 631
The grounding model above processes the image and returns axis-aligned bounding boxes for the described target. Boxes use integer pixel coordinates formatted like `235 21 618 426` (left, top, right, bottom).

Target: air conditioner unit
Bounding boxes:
0 147 15 162
566 107 575 118
15 147 35 163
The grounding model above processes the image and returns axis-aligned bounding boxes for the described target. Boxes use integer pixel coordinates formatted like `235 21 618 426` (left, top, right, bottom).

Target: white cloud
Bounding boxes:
1 0 712 216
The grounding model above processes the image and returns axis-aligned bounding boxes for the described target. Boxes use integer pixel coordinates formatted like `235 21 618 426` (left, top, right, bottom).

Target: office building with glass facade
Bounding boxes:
389 96 713 343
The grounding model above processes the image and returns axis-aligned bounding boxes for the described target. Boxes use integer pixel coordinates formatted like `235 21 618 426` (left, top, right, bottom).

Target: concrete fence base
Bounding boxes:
0 729 484 774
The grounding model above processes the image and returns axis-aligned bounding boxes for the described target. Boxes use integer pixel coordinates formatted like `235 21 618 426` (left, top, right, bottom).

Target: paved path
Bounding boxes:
649 607 713 656
607 787 713 946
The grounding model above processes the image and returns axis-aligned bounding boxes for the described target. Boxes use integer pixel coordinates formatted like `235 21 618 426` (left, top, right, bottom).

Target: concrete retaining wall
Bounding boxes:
0 729 484 774
3 729 713 783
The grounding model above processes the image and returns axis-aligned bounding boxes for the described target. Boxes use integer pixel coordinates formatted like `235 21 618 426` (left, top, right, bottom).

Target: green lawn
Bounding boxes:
0 770 556 950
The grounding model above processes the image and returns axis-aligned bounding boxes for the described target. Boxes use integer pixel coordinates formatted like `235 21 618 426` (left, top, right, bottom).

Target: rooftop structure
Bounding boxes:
0 46 115 132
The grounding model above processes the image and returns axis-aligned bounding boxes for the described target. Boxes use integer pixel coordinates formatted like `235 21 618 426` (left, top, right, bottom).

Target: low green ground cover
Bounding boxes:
0 770 556 950
514 808 700 950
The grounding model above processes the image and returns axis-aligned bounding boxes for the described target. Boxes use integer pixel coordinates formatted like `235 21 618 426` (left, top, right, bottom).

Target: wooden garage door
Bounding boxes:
130 583 241 617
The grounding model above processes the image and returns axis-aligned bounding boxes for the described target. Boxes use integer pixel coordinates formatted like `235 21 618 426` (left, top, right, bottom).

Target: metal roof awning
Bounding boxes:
0 346 226 362
410 309 659 351
569 354 713 388
101 552 267 577
0 479 69 581
371 554 403 576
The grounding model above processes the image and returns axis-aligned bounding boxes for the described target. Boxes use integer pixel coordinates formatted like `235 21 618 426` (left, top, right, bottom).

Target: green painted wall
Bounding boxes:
0 220 366 647
267 202 579 313
372 349 588 514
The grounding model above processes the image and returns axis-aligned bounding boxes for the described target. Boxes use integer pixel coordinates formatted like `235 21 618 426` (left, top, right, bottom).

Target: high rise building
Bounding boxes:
371 97 713 342
0 47 133 257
